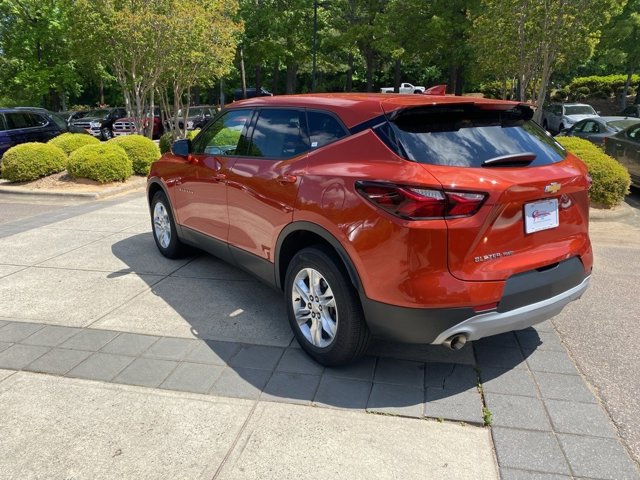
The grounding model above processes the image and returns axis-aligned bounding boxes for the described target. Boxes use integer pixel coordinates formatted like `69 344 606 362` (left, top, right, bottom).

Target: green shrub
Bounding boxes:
159 132 173 154
67 143 133 183
186 129 201 140
569 74 640 100
48 132 100 156
556 136 630 208
1 142 67 182
551 88 569 102
108 134 160 175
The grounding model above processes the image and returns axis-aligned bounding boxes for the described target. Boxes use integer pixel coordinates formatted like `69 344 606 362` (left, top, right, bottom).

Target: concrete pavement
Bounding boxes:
0 190 638 479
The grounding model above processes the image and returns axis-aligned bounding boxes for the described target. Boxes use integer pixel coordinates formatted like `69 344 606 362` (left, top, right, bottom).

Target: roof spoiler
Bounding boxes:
423 84 447 96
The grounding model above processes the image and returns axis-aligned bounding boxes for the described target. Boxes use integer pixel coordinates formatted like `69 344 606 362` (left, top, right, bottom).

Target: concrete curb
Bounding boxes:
0 178 146 200
589 201 635 221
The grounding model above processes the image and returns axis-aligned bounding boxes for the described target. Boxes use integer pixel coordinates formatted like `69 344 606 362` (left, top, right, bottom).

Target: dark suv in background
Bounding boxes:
233 87 273 101
70 107 127 140
0 108 74 157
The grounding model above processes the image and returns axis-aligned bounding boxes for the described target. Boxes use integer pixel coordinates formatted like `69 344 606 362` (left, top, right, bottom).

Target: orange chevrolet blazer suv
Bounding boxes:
147 93 592 365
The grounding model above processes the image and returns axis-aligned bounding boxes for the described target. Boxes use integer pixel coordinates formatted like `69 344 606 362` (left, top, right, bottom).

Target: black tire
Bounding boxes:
284 246 370 366
150 191 187 259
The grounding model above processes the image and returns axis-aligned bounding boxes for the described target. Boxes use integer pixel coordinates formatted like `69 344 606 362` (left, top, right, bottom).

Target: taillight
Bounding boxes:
356 182 486 220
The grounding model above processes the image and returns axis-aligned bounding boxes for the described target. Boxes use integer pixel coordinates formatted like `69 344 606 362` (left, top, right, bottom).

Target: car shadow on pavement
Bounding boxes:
109 232 533 419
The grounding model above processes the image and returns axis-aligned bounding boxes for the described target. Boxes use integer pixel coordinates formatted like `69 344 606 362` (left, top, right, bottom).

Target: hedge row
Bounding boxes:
556 136 630 208
0 133 161 183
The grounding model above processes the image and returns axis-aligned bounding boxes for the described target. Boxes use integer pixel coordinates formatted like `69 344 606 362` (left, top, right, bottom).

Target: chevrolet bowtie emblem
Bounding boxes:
544 182 561 194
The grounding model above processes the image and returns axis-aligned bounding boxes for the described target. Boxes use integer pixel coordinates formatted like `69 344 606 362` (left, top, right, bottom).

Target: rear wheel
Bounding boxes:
285 246 369 366
151 191 186 259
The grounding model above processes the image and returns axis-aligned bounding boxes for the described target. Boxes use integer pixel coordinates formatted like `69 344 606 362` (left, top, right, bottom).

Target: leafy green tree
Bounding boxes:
0 0 80 108
472 0 620 121
599 0 640 107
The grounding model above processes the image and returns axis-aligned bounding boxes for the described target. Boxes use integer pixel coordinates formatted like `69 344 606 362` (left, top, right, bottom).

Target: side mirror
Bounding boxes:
596 111 601 115
171 139 191 157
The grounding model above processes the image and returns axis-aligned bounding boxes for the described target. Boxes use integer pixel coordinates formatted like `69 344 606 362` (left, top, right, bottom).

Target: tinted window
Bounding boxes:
572 121 586 132
0 114 7 130
609 119 639 131
4 112 34 129
50 113 68 130
192 109 252 155
248 109 308 158
627 126 640 140
307 111 346 148
552 105 562 115
388 107 565 168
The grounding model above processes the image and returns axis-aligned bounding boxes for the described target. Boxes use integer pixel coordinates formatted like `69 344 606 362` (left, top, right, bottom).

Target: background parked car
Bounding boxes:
542 103 599 134
619 104 640 118
559 116 640 145
604 123 640 187
176 105 217 130
233 87 273 101
0 107 83 158
380 82 426 94
112 107 164 139
70 107 127 140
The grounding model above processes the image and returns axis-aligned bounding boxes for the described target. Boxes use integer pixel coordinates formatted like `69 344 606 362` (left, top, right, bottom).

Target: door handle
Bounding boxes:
212 173 227 181
277 174 297 184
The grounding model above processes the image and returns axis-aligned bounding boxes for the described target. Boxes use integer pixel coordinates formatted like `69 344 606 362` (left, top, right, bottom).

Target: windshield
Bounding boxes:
86 109 110 118
564 105 596 116
608 119 640 131
387 107 565 168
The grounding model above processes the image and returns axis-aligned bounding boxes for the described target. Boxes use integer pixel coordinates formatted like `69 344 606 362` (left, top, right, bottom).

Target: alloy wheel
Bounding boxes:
291 267 338 348
153 202 171 249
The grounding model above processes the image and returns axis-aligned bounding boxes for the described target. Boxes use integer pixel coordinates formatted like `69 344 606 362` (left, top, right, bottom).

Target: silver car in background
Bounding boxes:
542 103 599 134
560 116 640 145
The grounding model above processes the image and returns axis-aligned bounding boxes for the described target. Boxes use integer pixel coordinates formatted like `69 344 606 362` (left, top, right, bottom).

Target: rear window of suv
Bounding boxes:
384 106 566 168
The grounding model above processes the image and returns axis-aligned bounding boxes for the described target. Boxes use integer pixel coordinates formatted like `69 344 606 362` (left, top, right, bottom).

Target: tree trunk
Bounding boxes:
147 88 155 139
620 71 633 110
239 47 247 99
99 78 105 106
219 77 226 107
285 62 297 94
192 86 200 105
272 59 280 95
346 52 353 92
448 65 457 95
255 65 262 94
533 50 553 124
454 66 464 96
394 59 401 93
365 50 374 92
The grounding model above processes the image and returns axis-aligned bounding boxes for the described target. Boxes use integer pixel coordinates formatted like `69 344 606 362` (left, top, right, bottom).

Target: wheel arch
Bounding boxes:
275 222 363 293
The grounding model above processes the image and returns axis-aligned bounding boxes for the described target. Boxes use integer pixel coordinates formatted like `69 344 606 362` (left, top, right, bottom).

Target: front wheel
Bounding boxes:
285 246 369 366
150 191 187 259
101 128 113 140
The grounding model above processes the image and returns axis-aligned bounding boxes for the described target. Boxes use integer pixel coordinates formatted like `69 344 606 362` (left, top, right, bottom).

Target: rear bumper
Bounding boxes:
431 275 589 344
361 257 590 345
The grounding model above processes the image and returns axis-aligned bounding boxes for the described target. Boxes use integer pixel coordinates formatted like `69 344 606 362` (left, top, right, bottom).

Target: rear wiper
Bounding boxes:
481 152 536 167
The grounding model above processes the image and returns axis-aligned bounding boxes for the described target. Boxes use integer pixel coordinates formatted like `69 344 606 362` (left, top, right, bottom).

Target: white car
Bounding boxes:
380 82 425 94
542 103 599 134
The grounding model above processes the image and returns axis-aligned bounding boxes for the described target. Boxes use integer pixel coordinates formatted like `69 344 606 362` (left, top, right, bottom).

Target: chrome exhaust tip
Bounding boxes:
443 334 467 351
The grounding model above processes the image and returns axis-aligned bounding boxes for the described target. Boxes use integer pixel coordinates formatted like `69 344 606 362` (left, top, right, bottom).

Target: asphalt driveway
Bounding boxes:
0 190 638 479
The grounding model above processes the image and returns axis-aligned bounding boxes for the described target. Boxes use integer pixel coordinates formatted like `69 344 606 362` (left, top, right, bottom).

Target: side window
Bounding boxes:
573 121 585 132
4 112 31 129
628 126 640 140
0 114 6 130
248 109 308 158
307 111 347 148
580 121 596 133
29 113 48 127
554 105 562 115
192 109 252 155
